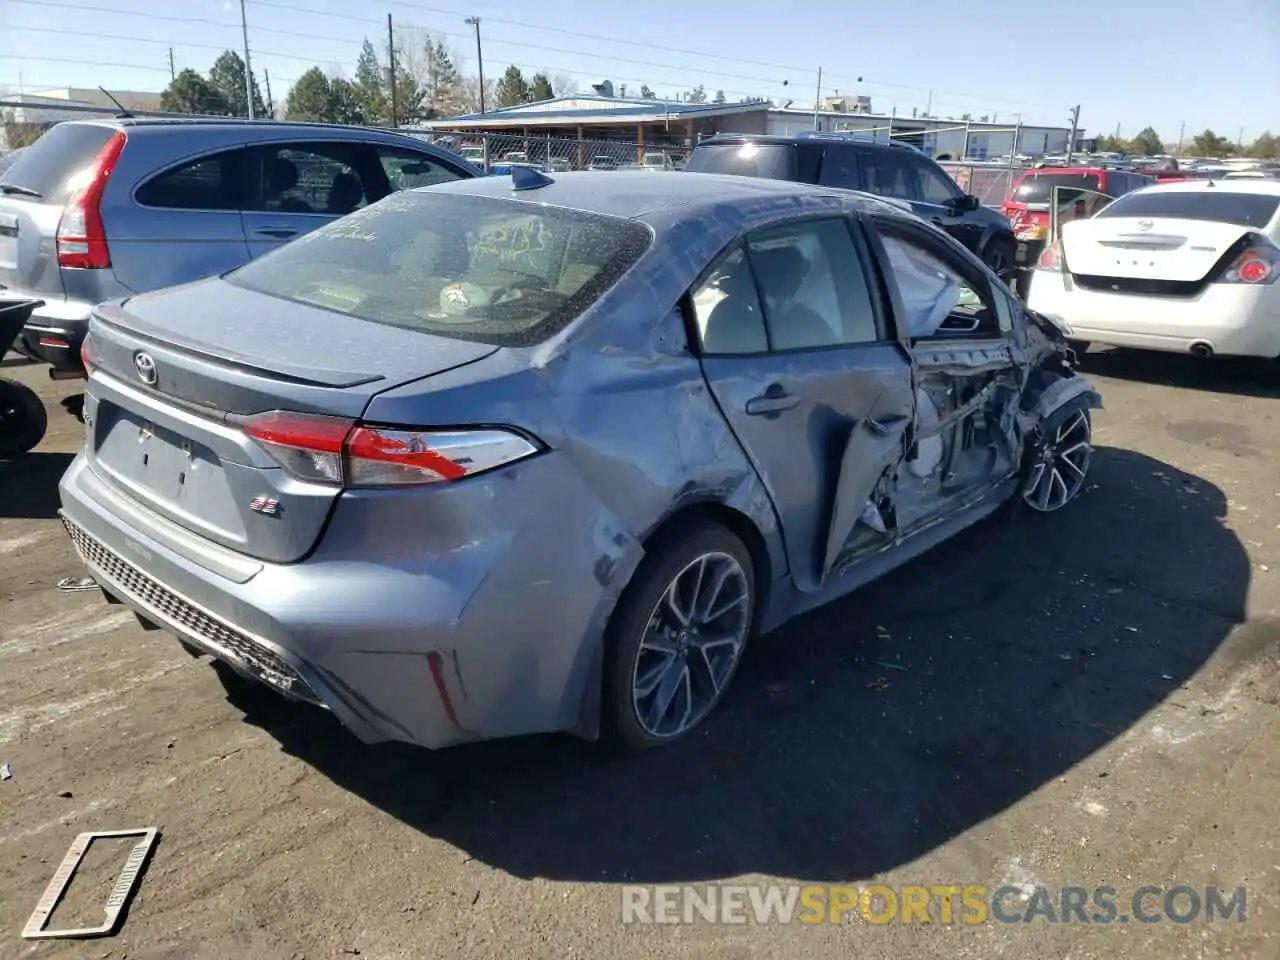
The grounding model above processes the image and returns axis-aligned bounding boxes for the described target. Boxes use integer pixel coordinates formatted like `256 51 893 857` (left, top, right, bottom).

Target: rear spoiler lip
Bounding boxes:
91 301 386 389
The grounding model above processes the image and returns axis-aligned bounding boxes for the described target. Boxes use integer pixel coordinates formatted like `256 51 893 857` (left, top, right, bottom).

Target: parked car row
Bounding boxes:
3 116 1104 754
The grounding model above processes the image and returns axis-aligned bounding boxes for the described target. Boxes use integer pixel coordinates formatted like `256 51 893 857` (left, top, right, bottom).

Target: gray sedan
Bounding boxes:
60 170 1100 752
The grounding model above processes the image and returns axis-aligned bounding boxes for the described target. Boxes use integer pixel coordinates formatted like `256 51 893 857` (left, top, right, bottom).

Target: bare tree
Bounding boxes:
551 74 578 97
455 75 495 115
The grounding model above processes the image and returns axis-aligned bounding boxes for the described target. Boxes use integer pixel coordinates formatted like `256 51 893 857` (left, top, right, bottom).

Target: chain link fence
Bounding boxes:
428 131 686 172
938 162 1026 207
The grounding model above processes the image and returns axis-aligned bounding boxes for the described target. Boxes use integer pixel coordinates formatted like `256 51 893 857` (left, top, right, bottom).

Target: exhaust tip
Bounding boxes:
1189 341 1214 358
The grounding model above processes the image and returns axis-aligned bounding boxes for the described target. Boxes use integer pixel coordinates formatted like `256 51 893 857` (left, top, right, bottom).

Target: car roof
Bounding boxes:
1136 178 1280 196
58 116 440 143
419 169 918 225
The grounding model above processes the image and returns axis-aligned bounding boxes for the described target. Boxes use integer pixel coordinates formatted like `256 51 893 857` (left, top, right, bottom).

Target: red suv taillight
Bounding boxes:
56 130 127 270
242 411 541 487
1213 235 1279 286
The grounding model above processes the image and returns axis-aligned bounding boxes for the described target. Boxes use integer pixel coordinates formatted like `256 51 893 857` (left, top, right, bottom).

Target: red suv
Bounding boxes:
1002 166 1154 293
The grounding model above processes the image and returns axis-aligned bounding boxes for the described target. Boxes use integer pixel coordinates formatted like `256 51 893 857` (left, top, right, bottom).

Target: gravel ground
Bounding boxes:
1 348 1278 960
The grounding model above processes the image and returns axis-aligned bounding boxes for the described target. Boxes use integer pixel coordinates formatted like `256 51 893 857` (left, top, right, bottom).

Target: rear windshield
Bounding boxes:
0 123 116 204
1012 172 1101 204
224 191 653 346
686 143 797 181
1095 190 1280 228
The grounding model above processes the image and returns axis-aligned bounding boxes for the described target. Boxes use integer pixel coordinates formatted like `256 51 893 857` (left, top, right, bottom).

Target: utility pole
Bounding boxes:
168 47 175 82
812 65 823 129
1238 127 1245 149
924 89 932 118
1064 103 1080 164
465 17 485 114
386 14 399 127
1176 120 1185 156
238 0 255 119
264 69 274 119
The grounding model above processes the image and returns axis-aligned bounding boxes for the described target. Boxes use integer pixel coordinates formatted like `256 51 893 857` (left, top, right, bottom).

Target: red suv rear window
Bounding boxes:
1011 172 1102 204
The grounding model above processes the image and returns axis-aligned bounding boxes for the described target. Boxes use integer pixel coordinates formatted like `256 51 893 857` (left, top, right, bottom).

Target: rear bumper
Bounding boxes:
7 296 93 371
58 450 642 750
1026 270 1280 359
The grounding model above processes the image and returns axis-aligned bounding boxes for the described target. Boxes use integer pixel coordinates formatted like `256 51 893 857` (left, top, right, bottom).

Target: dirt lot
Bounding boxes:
1 349 1278 960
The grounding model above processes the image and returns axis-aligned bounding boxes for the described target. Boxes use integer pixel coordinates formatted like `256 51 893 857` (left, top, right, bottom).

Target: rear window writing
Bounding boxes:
1012 173 1101 204
0 122 116 204
224 191 653 347
1095 191 1280 228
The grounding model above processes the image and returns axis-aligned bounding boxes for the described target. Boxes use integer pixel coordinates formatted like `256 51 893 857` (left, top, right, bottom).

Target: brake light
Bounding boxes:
80 334 95 377
1037 243 1062 273
1215 238 1278 285
242 411 540 487
56 130 126 269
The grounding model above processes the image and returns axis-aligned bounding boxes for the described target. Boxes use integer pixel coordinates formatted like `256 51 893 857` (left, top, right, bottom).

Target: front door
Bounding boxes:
691 215 916 593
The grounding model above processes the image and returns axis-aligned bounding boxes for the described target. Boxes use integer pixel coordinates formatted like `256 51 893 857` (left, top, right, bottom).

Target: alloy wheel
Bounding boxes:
630 551 751 739
1023 408 1092 512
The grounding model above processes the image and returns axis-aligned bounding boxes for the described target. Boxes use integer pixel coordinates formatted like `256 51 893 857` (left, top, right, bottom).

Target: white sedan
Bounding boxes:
1026 179 1280 359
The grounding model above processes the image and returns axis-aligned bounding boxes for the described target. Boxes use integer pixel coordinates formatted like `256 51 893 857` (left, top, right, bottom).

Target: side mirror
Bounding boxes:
955 194 982 212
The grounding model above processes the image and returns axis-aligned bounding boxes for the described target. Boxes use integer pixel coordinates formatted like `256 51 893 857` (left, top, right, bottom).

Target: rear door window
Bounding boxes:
0 122 116 204
817 148 862 189
860 151 916 201
248 142 373 216
1094 190 1280 228
135 150 250 210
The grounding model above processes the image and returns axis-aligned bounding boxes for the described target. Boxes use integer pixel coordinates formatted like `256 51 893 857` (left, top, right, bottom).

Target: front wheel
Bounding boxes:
605 522 756 750
1021 402 1093 513
0 377 48 458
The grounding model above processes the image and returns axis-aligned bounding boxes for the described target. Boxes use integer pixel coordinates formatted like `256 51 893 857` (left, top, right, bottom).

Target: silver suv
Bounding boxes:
0 119 481 375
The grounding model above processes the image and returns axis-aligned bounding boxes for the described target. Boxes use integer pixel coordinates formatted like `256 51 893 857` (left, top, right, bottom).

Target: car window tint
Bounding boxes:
255 143 368 215
747 218 880 350
691 245 769 355
877 229 997 339
1095 189 1280 228
375 146 463 191
913 158 962 203
861 151 916 201
135 151 244 210
817 149 860 189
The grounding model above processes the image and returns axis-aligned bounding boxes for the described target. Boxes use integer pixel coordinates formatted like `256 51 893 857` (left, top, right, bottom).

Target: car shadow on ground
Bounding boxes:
1079 347 1280 399
0 452 74 519
224 445 1247 884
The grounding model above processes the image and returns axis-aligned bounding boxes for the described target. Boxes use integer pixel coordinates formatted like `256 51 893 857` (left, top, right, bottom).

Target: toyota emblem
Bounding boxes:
133 351 157 385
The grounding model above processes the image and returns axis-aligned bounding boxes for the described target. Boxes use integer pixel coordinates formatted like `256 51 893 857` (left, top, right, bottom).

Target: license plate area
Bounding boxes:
97 404 219 501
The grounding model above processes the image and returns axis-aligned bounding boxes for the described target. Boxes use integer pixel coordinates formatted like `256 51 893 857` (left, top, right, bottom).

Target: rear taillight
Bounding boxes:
1214 236 1279 285
242 411 540 487
56 130 127 270
79 334 95 377
1037 243 1062 273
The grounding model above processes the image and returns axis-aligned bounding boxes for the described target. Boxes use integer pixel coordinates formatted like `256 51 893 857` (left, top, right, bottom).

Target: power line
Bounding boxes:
8 0 1055 112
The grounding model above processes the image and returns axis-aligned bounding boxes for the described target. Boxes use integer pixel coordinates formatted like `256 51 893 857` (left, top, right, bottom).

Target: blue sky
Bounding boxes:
2 0 1276 143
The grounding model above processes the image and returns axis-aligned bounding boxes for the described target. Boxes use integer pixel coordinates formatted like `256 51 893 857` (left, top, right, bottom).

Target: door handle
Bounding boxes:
864 413 909 436
745 388 800 416
254 227 298 239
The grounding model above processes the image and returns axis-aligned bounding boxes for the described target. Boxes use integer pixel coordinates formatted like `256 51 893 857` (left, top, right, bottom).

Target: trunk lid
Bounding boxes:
1059 217 1249 282
85 277 499 563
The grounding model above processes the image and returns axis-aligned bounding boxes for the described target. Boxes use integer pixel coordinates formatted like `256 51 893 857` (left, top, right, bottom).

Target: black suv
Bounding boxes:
686 133 1016 279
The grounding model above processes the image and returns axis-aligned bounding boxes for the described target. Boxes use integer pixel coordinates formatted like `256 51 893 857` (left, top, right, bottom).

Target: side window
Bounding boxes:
817 148 861 189
690 245 769 355
746 218 880 350
861 151 915 201
913 158 963 204
252 143 368 216
877 227 999 340
135 151 246 210
375 146 464 191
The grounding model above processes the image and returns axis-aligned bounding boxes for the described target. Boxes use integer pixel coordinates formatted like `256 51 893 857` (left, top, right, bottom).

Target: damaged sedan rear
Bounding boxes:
59 170 1100 752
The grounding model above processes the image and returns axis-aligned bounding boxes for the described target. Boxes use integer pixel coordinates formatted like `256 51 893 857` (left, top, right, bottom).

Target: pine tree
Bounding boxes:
354 39 387 124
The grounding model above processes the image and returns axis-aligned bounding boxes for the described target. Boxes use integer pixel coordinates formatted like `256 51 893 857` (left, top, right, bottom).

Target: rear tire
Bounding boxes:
604 521 756 751
983 238 1016 285
0 377 47 457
